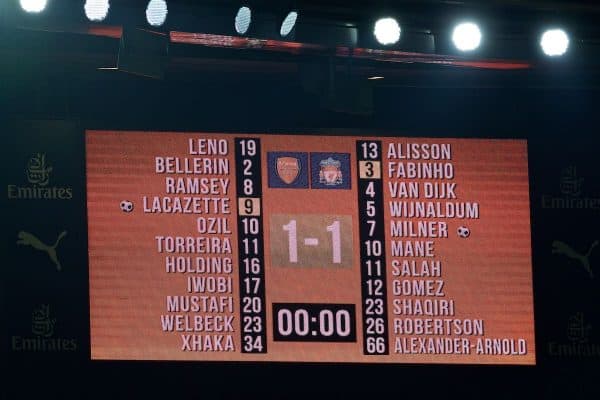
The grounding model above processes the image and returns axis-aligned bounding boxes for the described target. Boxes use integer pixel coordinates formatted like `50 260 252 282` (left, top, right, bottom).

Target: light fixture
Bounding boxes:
540 29 569 57
280 11 298 37
146 0 168 27
368 76 385 80
452 22 482 51
85 0 110 22
235 6 252 35
20 0 47 13
374 18 401 45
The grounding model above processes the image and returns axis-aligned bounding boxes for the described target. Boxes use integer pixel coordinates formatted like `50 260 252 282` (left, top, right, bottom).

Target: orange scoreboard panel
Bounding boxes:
86 131 535 364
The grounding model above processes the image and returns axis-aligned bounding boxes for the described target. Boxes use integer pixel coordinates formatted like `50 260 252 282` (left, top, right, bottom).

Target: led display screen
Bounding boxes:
87 131 535 364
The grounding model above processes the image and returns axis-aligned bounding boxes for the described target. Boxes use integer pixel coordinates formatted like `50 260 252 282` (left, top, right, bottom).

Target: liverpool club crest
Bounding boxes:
310 152 351 190
319 157 343 186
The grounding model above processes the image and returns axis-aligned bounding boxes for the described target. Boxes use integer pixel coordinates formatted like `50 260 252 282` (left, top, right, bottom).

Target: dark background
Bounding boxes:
2 0 600 398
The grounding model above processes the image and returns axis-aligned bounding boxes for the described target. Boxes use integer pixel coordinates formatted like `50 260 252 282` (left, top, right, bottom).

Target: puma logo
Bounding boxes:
552 240 598 279
17 231 67 271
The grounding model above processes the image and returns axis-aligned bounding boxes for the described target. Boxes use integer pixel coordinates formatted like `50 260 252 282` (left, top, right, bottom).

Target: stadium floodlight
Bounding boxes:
452 22 482 51
235 6 252 35
280 11 298 37
374 17 401 45
85 0 110 22
146 0 168 27
20 0 47 13
541 29 569 57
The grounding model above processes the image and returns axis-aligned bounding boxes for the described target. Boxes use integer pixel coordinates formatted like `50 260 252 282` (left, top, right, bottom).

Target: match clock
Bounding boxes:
273 303 357 342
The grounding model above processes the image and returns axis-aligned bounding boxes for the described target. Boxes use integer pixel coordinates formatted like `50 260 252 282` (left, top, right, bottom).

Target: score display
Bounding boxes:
87 131 535 364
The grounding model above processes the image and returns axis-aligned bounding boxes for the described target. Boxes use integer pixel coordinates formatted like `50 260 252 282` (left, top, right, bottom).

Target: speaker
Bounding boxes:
301 61 374 116
118 28 169 79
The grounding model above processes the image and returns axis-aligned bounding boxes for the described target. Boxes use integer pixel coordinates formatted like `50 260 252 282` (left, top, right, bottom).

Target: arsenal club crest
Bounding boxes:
268 152 309 188
276 157 301 184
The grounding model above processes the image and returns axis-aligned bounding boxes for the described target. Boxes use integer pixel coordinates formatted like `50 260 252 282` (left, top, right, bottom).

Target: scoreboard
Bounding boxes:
86 131 535 364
